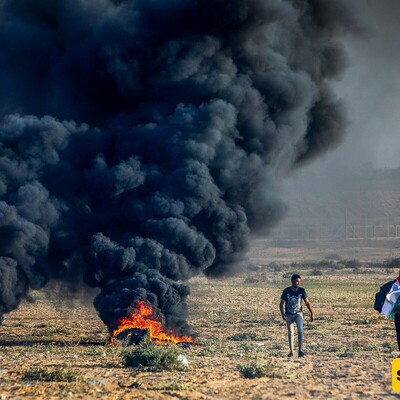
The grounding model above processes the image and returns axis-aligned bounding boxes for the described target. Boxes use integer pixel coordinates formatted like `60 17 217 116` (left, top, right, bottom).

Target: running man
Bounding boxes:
280 274 315 357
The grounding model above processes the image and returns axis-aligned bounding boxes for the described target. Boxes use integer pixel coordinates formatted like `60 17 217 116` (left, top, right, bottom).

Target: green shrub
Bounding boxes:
22 367 81 382
123 342 188 372
237 363 267 379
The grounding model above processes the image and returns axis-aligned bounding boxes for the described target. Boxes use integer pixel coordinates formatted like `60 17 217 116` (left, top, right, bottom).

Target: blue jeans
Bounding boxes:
286 313 304 352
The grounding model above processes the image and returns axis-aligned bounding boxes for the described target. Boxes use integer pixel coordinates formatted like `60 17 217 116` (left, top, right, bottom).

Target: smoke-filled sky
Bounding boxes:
301 0 400 173
279 0 400 215
0 0 379 335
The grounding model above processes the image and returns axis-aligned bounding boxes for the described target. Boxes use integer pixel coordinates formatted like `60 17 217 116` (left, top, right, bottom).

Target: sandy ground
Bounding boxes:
0 238 399 399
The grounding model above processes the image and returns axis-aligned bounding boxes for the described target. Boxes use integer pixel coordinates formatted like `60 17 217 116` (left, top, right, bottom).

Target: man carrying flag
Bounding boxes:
381 273 400 351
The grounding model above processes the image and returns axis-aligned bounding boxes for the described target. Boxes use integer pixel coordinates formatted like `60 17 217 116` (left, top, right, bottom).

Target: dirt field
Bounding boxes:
0 239 400 399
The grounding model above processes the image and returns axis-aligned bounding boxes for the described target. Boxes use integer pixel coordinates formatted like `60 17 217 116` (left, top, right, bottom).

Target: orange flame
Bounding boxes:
110 300 193 345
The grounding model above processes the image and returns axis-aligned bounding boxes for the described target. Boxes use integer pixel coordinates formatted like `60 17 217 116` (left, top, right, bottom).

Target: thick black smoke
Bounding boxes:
0 0 355 334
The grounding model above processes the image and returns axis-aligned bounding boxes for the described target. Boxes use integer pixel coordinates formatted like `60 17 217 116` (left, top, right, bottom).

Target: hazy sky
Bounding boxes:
305 0 400 173
276 1 400 226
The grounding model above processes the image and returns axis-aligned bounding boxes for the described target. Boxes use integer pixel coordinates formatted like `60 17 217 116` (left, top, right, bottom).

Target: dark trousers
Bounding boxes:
395 313 400 351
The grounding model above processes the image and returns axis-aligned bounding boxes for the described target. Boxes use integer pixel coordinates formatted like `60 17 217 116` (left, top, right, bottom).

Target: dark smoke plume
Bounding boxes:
0 0 354 334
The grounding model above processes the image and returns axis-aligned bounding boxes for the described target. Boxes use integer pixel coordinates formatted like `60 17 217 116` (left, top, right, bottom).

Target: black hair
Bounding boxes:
291 274 301 282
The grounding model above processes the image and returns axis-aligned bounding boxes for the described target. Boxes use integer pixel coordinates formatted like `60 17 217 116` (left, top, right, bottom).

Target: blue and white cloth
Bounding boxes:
381 277 400 318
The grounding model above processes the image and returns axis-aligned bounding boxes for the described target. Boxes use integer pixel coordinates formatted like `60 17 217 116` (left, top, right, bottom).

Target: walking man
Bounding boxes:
280 274 314 357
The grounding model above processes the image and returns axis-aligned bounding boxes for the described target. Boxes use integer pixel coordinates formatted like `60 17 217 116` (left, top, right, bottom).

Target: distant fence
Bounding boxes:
346 224 399 238
271 223 400 239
